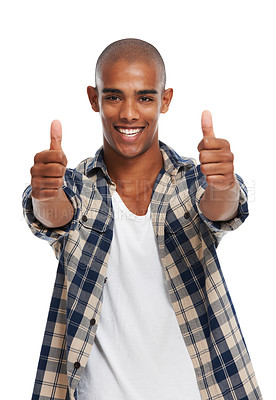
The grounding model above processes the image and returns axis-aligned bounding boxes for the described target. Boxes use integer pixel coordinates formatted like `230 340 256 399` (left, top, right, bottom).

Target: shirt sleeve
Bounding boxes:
194 170 249 245
22 169 81 257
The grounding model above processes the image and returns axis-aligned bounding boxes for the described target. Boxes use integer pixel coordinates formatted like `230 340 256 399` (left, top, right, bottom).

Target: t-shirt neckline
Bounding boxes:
112 191 151 220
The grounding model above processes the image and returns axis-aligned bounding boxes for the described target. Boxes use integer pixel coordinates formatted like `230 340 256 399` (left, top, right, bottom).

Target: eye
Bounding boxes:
139 96 154 103
105 95 121 101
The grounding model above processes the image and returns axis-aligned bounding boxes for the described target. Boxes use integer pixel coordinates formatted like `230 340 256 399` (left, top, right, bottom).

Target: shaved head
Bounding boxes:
95 38 166 90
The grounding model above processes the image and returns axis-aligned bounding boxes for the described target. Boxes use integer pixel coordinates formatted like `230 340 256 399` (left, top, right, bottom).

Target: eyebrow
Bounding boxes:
102 88 159 95
137 89 158 95
102 88 123 94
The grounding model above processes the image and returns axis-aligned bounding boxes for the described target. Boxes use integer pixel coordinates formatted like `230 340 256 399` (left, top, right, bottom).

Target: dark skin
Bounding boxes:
198 111 239 221
31 120 74 227
87 59 173 215
30 58 239 226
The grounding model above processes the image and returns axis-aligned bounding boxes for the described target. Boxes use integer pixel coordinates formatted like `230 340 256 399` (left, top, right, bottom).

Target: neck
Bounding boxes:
103 139 163 197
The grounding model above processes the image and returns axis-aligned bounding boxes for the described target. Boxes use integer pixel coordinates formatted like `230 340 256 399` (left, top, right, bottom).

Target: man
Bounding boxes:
23 39 262 399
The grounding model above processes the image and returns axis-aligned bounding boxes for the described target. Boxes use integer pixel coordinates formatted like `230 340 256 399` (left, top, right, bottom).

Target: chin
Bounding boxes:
117 149 143 159
124 141 154 157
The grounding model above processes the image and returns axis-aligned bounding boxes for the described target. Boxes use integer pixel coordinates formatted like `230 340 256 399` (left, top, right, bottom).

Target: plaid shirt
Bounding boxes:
22 141 262 400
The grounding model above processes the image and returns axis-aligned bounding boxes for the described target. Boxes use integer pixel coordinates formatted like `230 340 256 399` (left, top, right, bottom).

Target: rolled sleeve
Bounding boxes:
22 169 81 248
195 173 249 244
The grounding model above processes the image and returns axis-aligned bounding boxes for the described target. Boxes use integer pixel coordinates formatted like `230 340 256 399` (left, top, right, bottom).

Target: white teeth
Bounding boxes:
117 128 143 135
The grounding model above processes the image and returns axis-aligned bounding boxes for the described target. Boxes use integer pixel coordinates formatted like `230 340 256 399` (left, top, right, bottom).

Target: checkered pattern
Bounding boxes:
22 141 262 400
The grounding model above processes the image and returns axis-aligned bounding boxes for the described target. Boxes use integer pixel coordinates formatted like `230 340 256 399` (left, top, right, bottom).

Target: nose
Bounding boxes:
119 99 139 122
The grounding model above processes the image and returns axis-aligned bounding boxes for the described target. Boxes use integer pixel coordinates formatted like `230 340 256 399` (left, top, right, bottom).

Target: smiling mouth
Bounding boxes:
115 127 144 136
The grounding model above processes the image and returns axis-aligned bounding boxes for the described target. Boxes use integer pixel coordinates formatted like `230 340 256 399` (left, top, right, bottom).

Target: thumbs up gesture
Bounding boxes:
197 111 235 191
31 120 68 200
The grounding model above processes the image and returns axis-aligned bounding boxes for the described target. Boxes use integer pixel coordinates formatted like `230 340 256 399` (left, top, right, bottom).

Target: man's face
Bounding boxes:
88 59 173 159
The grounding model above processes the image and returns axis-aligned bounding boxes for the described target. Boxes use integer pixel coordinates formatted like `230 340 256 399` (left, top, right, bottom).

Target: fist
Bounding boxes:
197 111 235 191
31 120 67 200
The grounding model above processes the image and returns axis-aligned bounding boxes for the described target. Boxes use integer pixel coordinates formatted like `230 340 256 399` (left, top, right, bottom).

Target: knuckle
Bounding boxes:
32 177 44 190
199 150 207 163
34 152 40 164
220 139 230 149
31 178 36 189
221 150 233 162
30 164 40 177
31 176 37 186
63 154 68 166
229 163 234 174
224 139 230 149
200 163 207 175
227 152 234 162
56 165 65 176
34 150 46 164
57 177 64 187
197 139 204 151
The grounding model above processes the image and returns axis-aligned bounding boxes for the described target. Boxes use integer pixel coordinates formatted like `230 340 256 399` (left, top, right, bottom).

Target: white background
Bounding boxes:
1 1 275 398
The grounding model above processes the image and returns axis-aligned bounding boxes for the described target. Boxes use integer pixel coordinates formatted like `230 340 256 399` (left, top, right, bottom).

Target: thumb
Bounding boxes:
201 110 215 138
50 120 62 150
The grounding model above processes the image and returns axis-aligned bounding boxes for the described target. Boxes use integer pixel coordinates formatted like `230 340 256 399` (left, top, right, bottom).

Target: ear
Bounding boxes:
160 88 173 114
87 86 100 112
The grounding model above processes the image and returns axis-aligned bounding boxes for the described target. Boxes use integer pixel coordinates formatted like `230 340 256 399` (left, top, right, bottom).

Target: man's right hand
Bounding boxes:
31 120 67 200
30 120 74 228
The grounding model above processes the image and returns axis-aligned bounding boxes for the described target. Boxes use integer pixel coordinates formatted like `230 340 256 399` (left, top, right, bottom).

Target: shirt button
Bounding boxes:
74 361 80 369
82 215 88 222
90 318 96 326
184 212 190 219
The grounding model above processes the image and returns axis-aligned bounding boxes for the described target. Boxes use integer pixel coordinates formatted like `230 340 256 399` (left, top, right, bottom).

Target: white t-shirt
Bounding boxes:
77 191 201 400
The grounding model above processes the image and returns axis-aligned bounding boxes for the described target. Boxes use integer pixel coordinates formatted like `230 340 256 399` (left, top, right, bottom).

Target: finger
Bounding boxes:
205 175 235 191
199 148 233 163
32 177 64 190
206 175 225 187
200 162 234 176
31 163 66 178
201 110 215 138
197 138 230 152
50 120 62 150
34 150 67 166
199 149 220 163
31 188 59 200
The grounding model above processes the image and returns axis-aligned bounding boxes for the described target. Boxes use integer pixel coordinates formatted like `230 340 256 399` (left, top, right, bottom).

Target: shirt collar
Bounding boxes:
159 141 195 176
85 146 113 183
85 141 194 181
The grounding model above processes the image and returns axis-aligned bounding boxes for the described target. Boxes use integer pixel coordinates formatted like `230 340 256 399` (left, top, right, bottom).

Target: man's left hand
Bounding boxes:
197 110 236 191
